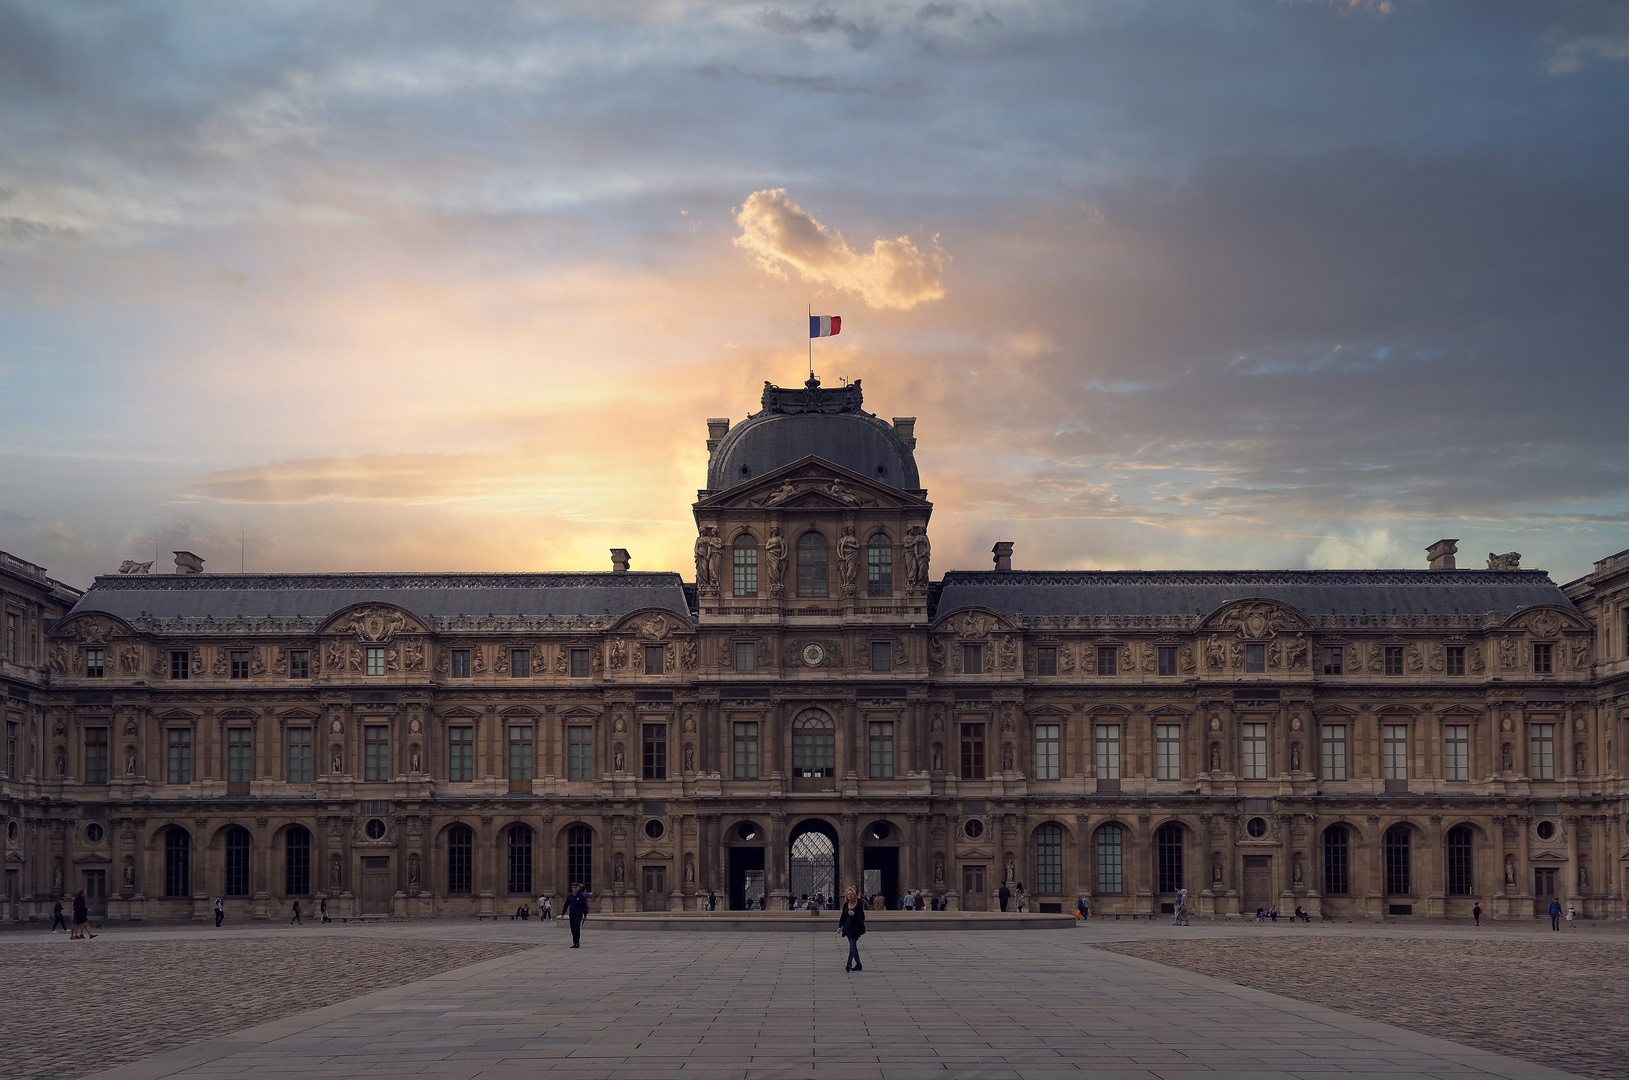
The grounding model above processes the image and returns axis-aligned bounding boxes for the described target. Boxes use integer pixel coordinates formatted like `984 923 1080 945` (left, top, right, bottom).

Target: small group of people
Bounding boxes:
996 882 1028 912
1546 897 1578 930
49 892 97 938
896 889 943 911
1253 906 1280 922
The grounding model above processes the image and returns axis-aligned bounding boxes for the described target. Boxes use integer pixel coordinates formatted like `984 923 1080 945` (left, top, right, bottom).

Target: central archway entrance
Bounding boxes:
788 818 839 909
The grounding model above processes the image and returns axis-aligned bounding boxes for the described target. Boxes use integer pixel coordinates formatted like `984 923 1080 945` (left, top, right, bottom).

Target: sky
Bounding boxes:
2 0 1627 591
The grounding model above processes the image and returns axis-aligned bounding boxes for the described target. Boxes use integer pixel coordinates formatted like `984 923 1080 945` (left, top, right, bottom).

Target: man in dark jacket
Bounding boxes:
566 884 590 948
838 884 866 972
998 882 1011 912
1548 897 1562 931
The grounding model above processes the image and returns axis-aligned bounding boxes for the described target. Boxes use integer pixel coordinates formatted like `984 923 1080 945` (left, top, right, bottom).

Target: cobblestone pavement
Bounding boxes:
0 924 533 1080
43 921 1584 1080
1095 933 1627 1080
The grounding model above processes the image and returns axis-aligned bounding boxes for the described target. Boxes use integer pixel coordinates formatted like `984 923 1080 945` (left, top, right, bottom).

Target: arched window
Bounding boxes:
508 824 533 896
447 824 473 895
1156 822 1184 893
792 709 836 779
567 824 594 892
1095 824 1123 894
1035 823 1063 895
224 826 251 897
733 533 759 597
1323 824 1350 895
1446 825 1474 896
285 825 311 896
1384 825 1411 895
797 532 828 597
867 533 892 597
164 828 191 898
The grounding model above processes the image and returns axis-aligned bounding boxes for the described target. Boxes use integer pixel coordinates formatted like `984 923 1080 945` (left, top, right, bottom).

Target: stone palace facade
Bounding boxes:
4 377 1629 921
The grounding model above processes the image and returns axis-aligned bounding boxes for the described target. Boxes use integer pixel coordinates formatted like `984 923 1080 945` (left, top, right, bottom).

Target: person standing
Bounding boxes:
1174 888 1190 926
214 897 224 927
1567 904 1577 928
997 881 1011 912
320 897 331 924
71 890 96 938
50 899 69 933
1075 896 1090 922
1015 883 1028 913
566 883 589 948
1472 903 1482 927
290 899 303 925
838 884 867 972
1548 896 1562 931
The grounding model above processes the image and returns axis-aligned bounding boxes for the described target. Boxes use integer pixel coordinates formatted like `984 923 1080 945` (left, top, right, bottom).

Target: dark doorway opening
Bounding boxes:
1534 866 1557 917
729 846 765 910
863 846 900 909
789 818 839 909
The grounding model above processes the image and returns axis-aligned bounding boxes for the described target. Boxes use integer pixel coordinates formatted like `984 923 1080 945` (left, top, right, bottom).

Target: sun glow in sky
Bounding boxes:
2 1 1627 589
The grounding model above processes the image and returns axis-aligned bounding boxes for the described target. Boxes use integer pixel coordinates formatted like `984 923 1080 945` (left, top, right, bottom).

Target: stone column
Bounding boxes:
767 812 789 909
840 812 860 895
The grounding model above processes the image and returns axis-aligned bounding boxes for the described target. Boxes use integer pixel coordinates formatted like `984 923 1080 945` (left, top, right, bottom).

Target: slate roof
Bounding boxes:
934 569 1576 622
67 572 693 624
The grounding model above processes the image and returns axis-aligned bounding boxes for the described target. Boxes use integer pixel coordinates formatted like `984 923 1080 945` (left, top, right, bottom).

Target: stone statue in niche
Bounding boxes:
1501 744 1513 771
684 855 695 884
1002 745 1014 771
1004 859 1016 884
1579 861 1589 890
331 856 343 890
684 745 696 772
765 526 788 597
904 526 931 587
123 858 135 889
1210 744 1221 771
932 745 944 772
125 749 137 775
410 749 421 773
614 747 626 772
934 856 946 885
1290 744 1301 772
408 856 421 889
836 526 860 596
694 526 723 590
54 749 66 776
332 748 344 774
1504 854 1516 887
1212 858 1223 885
613 854 625 885
1575 744 1586 774
53 863 64 895
1292 860 1303 886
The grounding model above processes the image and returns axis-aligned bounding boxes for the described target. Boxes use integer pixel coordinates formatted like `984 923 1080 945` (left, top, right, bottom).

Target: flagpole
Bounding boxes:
808 302 813 381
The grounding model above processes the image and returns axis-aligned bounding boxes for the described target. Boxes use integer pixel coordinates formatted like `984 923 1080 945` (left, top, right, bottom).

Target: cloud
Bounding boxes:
733 189 945 310
1548 34 1629 74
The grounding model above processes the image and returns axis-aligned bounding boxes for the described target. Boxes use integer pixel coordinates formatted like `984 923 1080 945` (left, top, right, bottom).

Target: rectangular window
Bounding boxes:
797 537 828 597
170 650 191 680
871 641 891 672
1035 647 1057 676
1529 723 1555 780
508 725 533 783
451 649 471 678
1245 644 1265 673
642 723 667 780
869 721 894 779
4 613 15 661
733 721 759 779
83 727 109 784
83 869 106 901
1097 646 1118 676
1445 646 1465 677
1321 724 1347 781
286 727 312 782
959 723 985 780
364 724 390 781
1384 646 1404 676
1036 826 1063 895
511 649 530 678
569 648 590 678
1324 829 1349 895
1095 725 1121 780
1155 723 1182 781
289 650 310 679
567 725 593 781
1097 828 1123 894
644 645 664 676
1382 724 1408 781
227 727 253 784
734 542 758 597
1240 722 1267 779
734 642 757 672
962 644 983 675
868 540 892 597
1034 723 1060 781
1533 642 1553 674
1321 646 1343 675
230 650 250 679
1157 646 1178 676
449 726 474 782
1444 724 1469 781
5 721 16 777
167 727 193 784
85 648 105 678
365 647 386 677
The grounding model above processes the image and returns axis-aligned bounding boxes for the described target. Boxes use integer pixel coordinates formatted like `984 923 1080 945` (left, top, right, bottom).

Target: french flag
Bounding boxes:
809 315 841 338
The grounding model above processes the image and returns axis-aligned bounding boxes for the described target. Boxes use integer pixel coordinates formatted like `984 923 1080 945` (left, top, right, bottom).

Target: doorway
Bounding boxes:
360 856 391 914
1241 855 1273 912
728 846 766 910
788 819 839 909
863 846 900 909
642 864 667 911
1534 866 1558 916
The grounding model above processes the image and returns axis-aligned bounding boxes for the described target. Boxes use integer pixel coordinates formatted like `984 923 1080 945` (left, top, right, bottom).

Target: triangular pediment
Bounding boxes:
696 456 928 512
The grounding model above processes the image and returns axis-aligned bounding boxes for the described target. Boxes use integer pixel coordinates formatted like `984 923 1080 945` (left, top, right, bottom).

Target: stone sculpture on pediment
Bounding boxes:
681 638 698 671
1570 639 1591 669
1265 640 1282 670
608 640 628 671
1497 637 1517 669
211 650 227 676
928 638 946 673
1405 644 1424 674
1488 551 1522 571
345 606 411 643
471 647 487 674
1286 636 1309 669
1468 644 1485 673
403 641 425 672
493 648 508 675
998 636 1019 672
1226 640 1243 670
118 644 141 674
251 650 266 676
1204 599 1312 639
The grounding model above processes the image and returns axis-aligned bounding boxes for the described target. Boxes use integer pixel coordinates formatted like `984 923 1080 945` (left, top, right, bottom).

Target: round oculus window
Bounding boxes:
870 822 891 841
85 822 105 844
365 818 387 840
801 642 825 667
963 819 985 840
1246 817 1268 838
1536 820 1556 841
737 822 759 842
644 819 665 840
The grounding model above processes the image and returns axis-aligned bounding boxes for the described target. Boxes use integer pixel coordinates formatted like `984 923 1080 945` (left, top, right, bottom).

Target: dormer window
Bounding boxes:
797 532 828 598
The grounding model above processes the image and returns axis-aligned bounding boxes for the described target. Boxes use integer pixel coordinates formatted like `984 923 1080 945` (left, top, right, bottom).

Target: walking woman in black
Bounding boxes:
838 884 866 972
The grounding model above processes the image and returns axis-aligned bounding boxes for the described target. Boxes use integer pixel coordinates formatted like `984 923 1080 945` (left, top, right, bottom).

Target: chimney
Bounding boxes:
610 548 631 572
992 541 1014 572
706 418 730 452
892 417 917 450
173 550 205 575
1425 539 1458 571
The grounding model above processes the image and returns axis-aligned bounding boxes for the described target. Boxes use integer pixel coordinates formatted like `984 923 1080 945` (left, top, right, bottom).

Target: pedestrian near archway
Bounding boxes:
839 884 866 972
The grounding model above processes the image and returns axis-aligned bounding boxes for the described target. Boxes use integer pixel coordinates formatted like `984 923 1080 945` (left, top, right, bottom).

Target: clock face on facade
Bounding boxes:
801 642 825 667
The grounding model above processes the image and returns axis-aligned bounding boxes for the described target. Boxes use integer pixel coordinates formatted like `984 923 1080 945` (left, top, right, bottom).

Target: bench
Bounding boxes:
475 913 502 921
338 915 387 923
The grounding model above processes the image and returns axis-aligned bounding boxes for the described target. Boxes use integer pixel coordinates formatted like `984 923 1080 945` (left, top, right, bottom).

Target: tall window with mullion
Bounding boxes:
226 727 252 785
167 727 193 784
796 532 828 597
793 710 836 779
868 721 894 779
164 827 191 897
508 725 534 784
959 722 985 780
364 724 390 781
448 726 474 782
1382 724 1408 781
1321 724 1347 780
1155 723 1181 780
1156 822 1184 893
1034 723 1060 781
83 727 108 783
1529 723 1555 780
1240 723 1267 779
733 721 759 779
1035 823 1063 895
446 824 474 894
867 533 892 596
507 824 533 895
733 534 759 597
642 723 667 780
1095 824 1123 894
567 725 594 781
286 726 312 782
223 826 251 896
1094 724 1120 780
1383 825 1411 895
1322 824 1350 894
1443 724 1469 781
285 826 311 896
567 824 593 891
1445 824 1474 896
